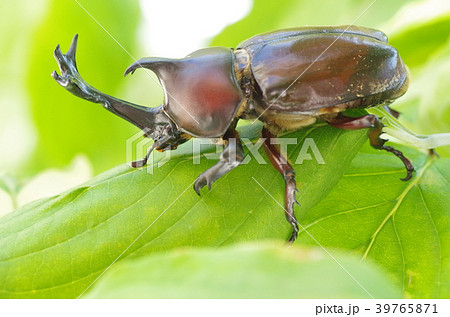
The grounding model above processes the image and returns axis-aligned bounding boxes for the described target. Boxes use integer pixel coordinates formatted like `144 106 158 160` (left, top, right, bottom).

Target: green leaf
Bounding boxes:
389 14 450 69
0 125 367 298
1 124 449 298
298 144 450 298
25 0 145 174
83 243 401 299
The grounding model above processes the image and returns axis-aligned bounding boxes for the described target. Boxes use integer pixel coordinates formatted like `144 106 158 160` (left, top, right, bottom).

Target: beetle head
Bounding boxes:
137 105 188 152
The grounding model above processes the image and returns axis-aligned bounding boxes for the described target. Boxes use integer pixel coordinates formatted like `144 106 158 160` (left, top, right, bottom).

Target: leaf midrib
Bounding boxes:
361 157 436 260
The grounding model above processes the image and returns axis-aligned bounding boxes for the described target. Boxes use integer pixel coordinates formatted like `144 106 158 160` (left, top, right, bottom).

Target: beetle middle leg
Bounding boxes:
194 128 244 194
262 127 299 243
327 113 414 181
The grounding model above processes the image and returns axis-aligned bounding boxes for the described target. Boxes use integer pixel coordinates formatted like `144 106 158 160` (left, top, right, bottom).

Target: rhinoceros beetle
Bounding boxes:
52 26 414 243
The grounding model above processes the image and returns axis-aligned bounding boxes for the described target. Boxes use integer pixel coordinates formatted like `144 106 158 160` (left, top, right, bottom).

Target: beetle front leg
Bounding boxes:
327 114 414 181
194 128 244 194
262 128 299 243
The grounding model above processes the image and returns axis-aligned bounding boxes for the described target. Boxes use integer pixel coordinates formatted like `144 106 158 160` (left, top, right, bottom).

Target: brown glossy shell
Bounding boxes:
238 26 408 115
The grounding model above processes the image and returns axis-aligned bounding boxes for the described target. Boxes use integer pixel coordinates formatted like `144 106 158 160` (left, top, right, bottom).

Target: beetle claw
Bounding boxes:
194 177 207 196
400 168 414 182
194 172 216 195
131 159 146 168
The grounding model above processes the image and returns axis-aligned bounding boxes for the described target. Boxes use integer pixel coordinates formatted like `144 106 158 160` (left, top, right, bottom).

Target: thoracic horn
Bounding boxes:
124 57 177 78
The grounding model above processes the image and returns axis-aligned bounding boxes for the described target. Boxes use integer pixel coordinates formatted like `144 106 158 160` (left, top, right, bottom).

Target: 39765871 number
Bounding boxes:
375 303 438 314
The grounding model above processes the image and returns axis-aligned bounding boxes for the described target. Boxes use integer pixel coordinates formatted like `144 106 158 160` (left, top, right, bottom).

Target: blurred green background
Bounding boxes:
1 0 450 213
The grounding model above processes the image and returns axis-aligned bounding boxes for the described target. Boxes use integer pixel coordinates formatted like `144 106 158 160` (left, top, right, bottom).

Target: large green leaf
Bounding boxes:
0 123 448 298
0 124 367 298
83 243 401 299
298 144 450 298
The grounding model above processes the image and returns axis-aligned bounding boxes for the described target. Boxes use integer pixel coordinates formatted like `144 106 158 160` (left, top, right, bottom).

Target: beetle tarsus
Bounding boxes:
285 173 300 243
131 160 145 168
288 225 299 244
286 181 300 244
130 142 157 168
380 145 414 181
193 128 244 195
327 114 415 181
194 174 209 195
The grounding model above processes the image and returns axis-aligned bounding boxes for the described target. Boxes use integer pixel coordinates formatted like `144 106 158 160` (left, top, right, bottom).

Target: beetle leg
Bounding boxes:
194 128 244 195
131 127 176 168
262 128 299 243
327 114 414 181
131 143 155 168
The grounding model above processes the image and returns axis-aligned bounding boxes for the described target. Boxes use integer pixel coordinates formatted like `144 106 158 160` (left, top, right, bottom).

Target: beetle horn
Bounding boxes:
66 34 78 64
52 35 170 132
124 57 177 77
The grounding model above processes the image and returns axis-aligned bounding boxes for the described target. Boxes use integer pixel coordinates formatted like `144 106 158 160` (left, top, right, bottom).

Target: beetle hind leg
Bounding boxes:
262 128 300 243
327 114 414 181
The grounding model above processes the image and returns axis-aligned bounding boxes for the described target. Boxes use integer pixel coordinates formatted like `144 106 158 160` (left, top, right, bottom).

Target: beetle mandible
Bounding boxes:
52 26 414 243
